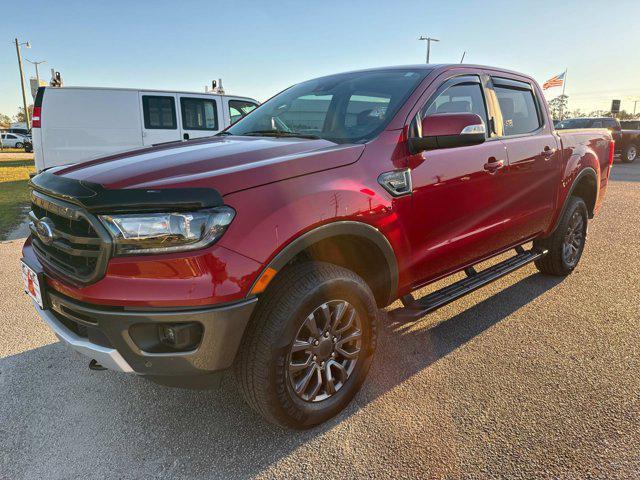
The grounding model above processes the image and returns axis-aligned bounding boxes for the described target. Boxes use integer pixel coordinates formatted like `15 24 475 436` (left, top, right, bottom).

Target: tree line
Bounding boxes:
548 95 640 121
0 105 34 128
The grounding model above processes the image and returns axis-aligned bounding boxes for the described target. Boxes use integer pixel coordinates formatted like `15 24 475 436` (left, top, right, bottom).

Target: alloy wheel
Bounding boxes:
288 300 362 402
562 210 585 266
627 146 637 162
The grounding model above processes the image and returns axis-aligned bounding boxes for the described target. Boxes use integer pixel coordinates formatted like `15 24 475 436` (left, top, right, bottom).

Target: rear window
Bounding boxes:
181 97 218 130
142 96 177 130
556 118 591 129
494 86 541 136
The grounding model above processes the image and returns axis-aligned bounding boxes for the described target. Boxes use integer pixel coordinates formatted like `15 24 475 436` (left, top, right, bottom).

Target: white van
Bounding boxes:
32 86 258 172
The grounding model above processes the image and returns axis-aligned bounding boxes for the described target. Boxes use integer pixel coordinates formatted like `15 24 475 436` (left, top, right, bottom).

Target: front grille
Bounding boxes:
29 190 112 285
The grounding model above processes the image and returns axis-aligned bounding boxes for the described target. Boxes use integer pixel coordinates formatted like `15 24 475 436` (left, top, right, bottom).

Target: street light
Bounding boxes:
14 38 31 129
26 59 47 84
418 35 439 64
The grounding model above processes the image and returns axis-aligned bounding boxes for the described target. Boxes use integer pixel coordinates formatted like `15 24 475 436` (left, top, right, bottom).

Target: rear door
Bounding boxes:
177 94 223 140
489 76 560 242
139 92 180 146
4 134 19 147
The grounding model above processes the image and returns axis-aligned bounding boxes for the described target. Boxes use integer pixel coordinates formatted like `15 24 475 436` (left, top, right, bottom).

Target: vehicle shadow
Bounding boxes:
1 272 564 479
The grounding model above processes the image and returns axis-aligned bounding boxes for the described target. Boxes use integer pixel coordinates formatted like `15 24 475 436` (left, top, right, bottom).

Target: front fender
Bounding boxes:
218 163 410 304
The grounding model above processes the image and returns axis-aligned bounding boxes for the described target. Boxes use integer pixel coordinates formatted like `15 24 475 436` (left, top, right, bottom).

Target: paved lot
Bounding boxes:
1 162 639 479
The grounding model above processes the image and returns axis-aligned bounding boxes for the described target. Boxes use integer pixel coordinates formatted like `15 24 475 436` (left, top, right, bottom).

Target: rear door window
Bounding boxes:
180 97 218 130
142 96 177 129
493 85 541 136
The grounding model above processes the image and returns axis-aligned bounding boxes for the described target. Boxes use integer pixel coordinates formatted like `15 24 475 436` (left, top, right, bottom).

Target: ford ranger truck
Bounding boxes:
22 65 614 429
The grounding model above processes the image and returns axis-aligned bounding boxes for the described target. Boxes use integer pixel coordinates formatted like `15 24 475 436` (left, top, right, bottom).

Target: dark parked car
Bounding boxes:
23 64 613 428
620 120 640 130
556 117 640 163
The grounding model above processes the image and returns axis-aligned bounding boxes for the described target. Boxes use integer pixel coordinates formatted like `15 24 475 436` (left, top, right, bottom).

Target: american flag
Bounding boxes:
543 71 566 90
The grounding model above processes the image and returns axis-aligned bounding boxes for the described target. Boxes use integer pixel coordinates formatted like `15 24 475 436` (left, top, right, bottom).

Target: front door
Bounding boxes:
139 92 180 146
408 76 514 284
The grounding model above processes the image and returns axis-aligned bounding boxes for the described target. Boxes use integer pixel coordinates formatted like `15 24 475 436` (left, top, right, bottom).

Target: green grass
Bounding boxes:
0 153 34 239
0 148 30 154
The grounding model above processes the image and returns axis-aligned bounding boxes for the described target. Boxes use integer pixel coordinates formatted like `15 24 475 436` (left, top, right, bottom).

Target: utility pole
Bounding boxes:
26 59 47 83
14 38 31 128
418 35 439 64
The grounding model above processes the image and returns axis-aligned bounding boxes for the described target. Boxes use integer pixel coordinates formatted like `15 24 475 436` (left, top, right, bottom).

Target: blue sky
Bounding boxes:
3 0 640 119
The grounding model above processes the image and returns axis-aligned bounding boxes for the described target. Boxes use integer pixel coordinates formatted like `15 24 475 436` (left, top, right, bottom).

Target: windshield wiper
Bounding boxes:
216 131 233 136
240 130 321 140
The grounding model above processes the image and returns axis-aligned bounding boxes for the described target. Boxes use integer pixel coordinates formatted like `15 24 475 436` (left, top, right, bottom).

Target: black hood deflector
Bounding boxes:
29 170 223 214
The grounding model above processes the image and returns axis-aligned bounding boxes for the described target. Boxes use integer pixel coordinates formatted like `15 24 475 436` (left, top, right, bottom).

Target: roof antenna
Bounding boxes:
460 51 466 63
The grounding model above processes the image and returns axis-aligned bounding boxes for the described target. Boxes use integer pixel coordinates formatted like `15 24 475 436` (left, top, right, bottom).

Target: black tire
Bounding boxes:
533 196 588 276
234 261 378 429
622 144 638 163
24 142 33 153
15 142 23 149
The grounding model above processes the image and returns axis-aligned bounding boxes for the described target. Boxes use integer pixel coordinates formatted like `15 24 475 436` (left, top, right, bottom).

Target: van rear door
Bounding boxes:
176 94 223 140
139 92 181 146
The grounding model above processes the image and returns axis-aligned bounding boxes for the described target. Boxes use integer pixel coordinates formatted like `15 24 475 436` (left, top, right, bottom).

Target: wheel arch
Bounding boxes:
249 221 399 307
548 166 597 236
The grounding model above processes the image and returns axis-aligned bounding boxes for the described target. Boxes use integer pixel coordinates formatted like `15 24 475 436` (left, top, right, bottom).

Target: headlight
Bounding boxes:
99 207 235 255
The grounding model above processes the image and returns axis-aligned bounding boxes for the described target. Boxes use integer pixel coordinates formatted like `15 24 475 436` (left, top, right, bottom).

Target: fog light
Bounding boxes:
158 323 202 350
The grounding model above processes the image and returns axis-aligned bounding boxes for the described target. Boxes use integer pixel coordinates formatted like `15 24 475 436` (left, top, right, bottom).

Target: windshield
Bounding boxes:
225 69 429 144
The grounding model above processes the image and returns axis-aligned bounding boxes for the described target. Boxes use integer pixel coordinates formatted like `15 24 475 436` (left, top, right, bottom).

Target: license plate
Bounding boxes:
21 261 44 309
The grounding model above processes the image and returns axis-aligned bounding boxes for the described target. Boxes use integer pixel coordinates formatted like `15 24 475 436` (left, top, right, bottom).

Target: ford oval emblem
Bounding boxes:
35 218 55 246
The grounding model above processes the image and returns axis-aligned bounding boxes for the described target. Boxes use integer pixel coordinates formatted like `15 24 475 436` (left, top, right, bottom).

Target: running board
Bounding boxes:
388 246 547 322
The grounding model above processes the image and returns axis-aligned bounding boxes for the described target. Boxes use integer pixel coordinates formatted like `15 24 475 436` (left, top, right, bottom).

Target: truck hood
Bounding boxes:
53 136 365 195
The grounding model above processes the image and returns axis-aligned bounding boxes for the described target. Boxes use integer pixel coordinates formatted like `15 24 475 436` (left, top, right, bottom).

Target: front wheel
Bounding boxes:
622 144 638 163
534 196 588 276
15 142 23 149
234 261 378 429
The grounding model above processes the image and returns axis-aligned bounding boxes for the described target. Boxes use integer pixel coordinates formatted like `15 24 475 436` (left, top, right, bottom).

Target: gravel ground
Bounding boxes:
1 162 638 479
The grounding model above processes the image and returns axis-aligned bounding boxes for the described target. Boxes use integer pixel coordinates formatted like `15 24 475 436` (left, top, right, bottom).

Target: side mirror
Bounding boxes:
408 113 486 154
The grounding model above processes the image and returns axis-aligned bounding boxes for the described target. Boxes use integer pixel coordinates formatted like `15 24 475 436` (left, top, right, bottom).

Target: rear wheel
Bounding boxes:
534 196 588 276
622 144 637 163
235 261 378 429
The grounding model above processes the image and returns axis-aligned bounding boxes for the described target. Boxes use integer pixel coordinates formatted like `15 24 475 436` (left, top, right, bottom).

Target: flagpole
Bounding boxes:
560 69 567 119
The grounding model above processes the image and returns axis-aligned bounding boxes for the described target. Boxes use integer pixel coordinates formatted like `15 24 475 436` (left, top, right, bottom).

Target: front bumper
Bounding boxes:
33 289 257 376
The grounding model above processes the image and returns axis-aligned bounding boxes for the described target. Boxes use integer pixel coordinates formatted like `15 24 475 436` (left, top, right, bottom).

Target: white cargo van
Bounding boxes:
32 86 258 172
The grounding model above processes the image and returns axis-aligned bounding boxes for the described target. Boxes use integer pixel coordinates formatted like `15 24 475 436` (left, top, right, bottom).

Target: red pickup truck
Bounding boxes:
22 64 613 428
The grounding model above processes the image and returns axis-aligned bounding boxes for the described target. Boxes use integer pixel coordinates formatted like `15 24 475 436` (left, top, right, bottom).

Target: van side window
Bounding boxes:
142 96 177 130
494 86 541 136
229 100 258 124
181 98 218 130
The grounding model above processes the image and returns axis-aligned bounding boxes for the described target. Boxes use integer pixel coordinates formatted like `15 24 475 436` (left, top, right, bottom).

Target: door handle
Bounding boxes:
483 158 505 173
542 146 556 159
